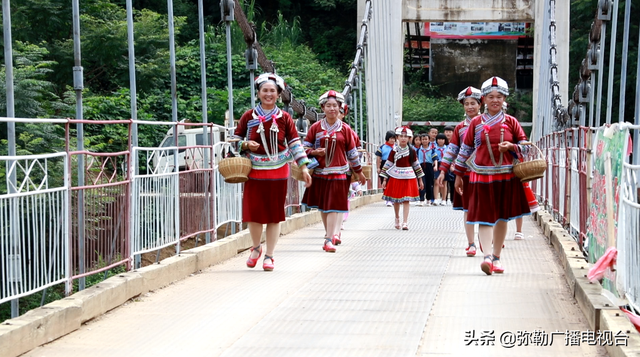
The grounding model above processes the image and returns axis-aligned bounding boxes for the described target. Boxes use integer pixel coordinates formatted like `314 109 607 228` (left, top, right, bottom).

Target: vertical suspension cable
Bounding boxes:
605 0 619 124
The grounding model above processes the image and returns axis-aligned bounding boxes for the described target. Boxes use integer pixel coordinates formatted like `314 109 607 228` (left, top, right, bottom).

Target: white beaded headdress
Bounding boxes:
255 73 286 93
457 86 482 103
395 126 413 137
481 76 509 96
319 90 345 106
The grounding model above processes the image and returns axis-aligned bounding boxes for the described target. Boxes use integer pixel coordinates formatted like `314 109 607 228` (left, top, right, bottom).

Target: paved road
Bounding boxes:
25 202 607 357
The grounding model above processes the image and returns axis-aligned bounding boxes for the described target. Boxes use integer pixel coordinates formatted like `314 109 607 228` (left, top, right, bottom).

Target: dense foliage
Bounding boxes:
0 0 348 152
1 0 635 149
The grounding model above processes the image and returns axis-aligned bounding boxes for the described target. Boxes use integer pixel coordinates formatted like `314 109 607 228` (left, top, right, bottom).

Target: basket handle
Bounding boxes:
519 142 546 160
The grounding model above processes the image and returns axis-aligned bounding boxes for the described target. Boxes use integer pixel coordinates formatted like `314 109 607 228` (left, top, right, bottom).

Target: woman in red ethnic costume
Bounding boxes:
453 76 531 275
233 73 312 271
436 86 482 257
379 126 425 230
302 90 366 253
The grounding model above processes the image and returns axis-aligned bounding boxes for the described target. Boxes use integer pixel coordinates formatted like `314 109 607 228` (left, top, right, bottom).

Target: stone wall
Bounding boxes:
430 38 517 96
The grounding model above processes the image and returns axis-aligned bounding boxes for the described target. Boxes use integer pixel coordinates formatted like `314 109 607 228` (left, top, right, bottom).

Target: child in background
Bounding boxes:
375 130 396 207
428 127 438 147
412 135 422 151
443 126 456 205
433 133 448 205
513 182 540 239
417 133 437 206
380 127 425 230
443 126 454 142
342 181 363 229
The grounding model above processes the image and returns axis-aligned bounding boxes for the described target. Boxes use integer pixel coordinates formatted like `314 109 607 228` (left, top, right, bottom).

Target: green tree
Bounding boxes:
0 42 72 119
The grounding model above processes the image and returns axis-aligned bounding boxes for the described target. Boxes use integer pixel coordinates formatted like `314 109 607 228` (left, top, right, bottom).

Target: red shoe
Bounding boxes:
263 255 274 271
323 239 336 253
492 256 504 274
331 234 342 245
480 255 493 275
246 245 262 268
465 244 477 257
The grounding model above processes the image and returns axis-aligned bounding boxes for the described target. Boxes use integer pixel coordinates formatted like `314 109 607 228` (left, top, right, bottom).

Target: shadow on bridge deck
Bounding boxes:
23 200 608 357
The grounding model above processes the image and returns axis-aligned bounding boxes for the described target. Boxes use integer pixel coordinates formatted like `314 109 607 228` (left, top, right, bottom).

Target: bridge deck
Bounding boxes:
24 202 606 356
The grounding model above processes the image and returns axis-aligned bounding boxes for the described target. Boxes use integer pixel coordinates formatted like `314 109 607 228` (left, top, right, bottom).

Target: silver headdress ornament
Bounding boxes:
395 126 413 137
457 86 482 103
481 76 509 96
319 90 345 106
255 72 286 93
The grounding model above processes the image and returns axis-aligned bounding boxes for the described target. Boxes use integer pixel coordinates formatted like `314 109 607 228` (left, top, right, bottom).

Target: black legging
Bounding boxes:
420 163 434 201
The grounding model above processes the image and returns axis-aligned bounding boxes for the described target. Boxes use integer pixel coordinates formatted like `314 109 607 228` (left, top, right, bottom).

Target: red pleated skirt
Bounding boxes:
302 173 349 212
382 177 420 203
242 165 289 224
452 174 470 211
466 171 531 226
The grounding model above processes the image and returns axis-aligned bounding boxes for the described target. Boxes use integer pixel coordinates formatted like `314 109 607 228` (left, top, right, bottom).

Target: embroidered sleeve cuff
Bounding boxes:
453 164 467 176
296 157 311 167
236 140 246 153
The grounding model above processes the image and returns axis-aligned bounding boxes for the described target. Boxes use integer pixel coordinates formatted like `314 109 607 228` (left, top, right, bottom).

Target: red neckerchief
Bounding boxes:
385 142 394 148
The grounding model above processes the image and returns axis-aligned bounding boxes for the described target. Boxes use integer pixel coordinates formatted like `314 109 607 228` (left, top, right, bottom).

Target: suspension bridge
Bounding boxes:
1 0 640 356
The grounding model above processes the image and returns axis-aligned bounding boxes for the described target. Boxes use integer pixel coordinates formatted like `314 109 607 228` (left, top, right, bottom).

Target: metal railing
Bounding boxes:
0 118 386 309
0 148 70 304
619 161 640 311
533 124 639 312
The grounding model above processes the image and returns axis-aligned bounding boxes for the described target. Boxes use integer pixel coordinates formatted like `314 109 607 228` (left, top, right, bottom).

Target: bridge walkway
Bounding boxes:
23 202 606 357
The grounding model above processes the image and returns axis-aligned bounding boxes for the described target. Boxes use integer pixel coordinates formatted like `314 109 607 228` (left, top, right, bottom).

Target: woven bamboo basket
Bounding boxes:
361 165 372 180
290 163 313 181
513 143 547 183
219 156 252 183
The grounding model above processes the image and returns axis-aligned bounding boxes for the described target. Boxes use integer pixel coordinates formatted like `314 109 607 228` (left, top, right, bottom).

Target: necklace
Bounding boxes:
256 112 280 162
481 113 506 167
321 119 341 167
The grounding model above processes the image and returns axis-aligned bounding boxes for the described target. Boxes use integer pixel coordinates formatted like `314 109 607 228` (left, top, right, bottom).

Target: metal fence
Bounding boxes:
0 147 70 304
533 124 640 312
0 117 384 310
619 160 640 311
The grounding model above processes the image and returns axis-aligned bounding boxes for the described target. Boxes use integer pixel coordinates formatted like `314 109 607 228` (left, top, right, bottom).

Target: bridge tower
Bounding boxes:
359 0 569 140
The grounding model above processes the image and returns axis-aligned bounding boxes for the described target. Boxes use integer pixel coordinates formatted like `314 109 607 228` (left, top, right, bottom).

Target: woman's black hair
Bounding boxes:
436 133 448 145
385 130 396 142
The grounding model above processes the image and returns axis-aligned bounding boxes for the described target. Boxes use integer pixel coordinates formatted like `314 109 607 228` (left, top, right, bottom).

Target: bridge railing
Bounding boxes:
533 124 639 312
0 118 71 305
0 117 381 309
68 119 133 288
618 160 640 312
